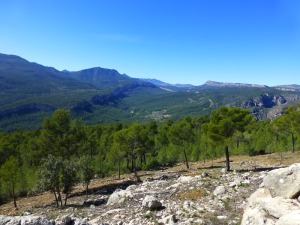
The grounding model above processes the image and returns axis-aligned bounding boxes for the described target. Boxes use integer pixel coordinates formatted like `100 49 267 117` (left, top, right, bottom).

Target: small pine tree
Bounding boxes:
37 155 79 207
0 156 21 209
79 156 94 199
61 160 79 206
36 155 63 207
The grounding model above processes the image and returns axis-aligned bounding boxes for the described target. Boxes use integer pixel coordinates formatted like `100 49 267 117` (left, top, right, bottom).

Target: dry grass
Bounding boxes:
0 192 54 216
1 151 300 216
176 188 207 201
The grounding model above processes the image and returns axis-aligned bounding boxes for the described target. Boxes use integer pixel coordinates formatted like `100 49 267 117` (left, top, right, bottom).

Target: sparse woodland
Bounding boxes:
1 105 300 208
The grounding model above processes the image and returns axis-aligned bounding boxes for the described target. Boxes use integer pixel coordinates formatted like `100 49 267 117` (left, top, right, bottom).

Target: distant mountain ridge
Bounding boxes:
201 80 268 88
0 53 94 94
142 78 194 88
273 84 300 92
1 52 300 131
143 79 273 90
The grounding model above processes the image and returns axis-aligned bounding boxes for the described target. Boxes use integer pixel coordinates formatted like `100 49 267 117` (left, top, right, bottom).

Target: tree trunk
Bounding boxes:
131 156 134 172
132 158 141 182
183 148 190 169
225 145 230 171
85 182 88 199
57 189 63 207
292 133 295 153
143 153 146 165
126 156 130 171
53 191 59 208
64 192 68 206
140 154 143 166
133 168 141 182
13 196 17 209
12 184 17 209
118 160 121 180
90 150 93 159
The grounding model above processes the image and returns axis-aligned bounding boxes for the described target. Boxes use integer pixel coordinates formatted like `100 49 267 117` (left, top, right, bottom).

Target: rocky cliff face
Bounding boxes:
243 93 287 109
242 93 288 120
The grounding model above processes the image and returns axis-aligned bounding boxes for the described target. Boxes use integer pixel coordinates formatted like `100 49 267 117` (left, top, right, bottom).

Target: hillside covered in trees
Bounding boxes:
1 105 300 208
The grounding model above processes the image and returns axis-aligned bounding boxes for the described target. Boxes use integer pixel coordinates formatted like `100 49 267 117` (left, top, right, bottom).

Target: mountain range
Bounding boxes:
1 53 300 131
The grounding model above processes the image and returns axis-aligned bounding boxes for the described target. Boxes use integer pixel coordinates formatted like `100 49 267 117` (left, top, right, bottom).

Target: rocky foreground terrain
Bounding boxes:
1 153 300 225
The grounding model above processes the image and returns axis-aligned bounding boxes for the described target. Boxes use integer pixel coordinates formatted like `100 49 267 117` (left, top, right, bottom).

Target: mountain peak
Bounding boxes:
69 67 136 88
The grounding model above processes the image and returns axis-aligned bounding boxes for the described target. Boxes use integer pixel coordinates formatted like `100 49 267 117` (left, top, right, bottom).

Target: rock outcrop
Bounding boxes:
243 93 287 109
241 163 300 225
0 215 53 225
106 189 133 205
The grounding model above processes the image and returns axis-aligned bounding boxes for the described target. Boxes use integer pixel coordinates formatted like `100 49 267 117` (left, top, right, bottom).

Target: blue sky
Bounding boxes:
0 0 299 86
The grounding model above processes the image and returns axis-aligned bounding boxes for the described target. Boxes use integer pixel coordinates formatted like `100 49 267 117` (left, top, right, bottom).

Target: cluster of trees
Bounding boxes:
1 105 300 208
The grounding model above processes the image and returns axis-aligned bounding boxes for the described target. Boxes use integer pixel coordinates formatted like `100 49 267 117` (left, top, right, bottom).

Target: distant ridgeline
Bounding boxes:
1 53 300 131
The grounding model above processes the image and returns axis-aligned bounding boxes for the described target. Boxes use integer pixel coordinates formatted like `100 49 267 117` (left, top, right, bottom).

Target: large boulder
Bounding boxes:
83 196 107 206
142 195 163 210
213 185 226 196
177 176 194 184
263 163 300 198
158 215 177 225
241 164 300 225
55 215 72 225
276 211 300 225
0 216 12 225
107 189 133 205
0 215 53 225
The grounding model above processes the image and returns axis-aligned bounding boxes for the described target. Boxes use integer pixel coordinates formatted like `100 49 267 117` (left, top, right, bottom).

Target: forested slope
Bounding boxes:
1 105 300 207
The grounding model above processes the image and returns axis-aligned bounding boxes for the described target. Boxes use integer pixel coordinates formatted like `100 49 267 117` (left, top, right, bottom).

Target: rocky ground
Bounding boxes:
1 152 300 225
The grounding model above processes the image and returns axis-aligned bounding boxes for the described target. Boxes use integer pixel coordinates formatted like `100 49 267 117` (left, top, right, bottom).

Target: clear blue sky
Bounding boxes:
0 0 299 86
